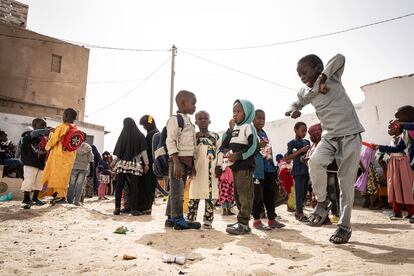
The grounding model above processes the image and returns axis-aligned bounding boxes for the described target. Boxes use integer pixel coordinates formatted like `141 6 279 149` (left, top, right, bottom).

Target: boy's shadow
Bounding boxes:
0 204 54 222
341 241 414 265
86 208 153 222
137 229 236 264
352 222 412 235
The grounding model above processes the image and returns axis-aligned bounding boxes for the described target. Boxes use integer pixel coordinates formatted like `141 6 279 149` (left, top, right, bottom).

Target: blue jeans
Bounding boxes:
165 162 190 219
3 158 23 169
67 169 88 205
294 174 309 215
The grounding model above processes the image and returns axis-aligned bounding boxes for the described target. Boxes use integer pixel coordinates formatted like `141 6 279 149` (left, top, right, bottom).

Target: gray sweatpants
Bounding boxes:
308 134 361 229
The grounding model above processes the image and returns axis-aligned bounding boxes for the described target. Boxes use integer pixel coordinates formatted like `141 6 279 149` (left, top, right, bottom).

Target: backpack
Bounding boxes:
62 124 84 152
152 114 185 177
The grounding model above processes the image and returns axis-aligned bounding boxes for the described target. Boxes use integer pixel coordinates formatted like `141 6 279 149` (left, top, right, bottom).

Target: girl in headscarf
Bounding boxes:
138 115 160 214
113 118 149 216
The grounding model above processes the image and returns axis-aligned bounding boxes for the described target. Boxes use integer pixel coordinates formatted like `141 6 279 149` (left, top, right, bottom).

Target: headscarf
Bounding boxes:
308 123 322 144
113 117 148 161
139 115 157 131
235 99 258 160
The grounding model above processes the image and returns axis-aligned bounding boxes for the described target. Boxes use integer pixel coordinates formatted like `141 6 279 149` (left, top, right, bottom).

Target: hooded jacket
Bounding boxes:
222 99 258 171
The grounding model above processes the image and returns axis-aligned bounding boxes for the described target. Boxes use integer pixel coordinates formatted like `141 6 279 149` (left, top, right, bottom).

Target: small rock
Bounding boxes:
178 271 186 275
28 228 32 232
269 263 275 266
14 241 18 244
200 234 205 238
230 253 233 255
327 264 331 268
288 266 294 270
104 238 108 241
291 257 296 260
218 247 223 251
147 241 153 246
58 245 62 248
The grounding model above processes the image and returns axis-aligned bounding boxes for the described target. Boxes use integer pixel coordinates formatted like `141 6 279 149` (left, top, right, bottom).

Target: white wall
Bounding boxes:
265 74 414 155
0 112 105 152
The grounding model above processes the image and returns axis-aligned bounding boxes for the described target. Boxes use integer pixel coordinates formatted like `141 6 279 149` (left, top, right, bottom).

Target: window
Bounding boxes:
85 135 94 146
51 54 62 73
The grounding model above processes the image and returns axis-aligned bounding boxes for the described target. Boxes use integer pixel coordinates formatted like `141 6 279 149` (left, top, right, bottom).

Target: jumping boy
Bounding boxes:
41 108 79 203
165 90 201 230
222 99 258 235
20 118 49 208
286 54 364 244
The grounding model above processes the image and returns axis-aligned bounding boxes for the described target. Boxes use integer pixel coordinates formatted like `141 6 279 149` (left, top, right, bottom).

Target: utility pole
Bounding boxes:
169 45 177 117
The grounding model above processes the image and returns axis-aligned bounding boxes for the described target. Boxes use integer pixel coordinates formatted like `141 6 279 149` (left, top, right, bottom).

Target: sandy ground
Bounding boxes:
0 197 413 276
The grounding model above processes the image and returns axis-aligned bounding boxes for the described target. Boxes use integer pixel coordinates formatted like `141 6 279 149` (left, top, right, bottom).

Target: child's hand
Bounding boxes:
290 110 302 119
173 161 183 179
299 145 310 153
317 74 329 94
143 164 150 174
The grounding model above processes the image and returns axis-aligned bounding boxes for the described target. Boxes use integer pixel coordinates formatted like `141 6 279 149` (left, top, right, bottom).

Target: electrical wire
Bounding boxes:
179 49 297 92
181 12 414 51
0 33 170 52
0 75 160 84
85 56 171 116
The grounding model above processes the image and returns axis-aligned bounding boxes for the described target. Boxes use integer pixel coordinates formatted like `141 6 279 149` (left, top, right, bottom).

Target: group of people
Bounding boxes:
2 52 413 245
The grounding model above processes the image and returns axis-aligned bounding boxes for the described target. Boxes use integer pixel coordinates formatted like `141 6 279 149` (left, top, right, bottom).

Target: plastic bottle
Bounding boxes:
162 253 186 265
0 192 13 202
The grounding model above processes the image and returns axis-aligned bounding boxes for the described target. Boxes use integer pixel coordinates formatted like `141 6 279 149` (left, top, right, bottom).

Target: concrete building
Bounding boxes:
0 1 106 152
265 74 414 156
0 23 90 121
0 0 28 28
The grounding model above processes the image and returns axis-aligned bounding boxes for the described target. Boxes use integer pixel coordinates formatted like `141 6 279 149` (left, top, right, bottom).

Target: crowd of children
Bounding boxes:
1 53 413 245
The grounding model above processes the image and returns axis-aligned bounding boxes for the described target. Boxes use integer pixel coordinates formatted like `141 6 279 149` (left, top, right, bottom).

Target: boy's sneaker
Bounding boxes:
226 222 251 235
33 199 46 206
173 218 201 230
165 218 175 228
253 220 271 231
268 219 286 229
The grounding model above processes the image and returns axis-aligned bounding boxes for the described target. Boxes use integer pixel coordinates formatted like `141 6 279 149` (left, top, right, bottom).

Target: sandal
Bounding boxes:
329 226 352 244
295 213 309 222
253 220 271 231
226 222 251 235
307 200 331 227
409 216 414 224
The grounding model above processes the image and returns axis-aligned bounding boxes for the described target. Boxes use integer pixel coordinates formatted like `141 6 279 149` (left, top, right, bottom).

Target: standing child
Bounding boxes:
222 99 258 235
165 90 201 230
374 110 414 220
219 119 236 216
41 108 80 203
285 122 310 222
186 111 222 229
20 118 49 208
67 133 93 206
97 151 112 200
252 109 285 229
286 54 365 244
278 155 295 212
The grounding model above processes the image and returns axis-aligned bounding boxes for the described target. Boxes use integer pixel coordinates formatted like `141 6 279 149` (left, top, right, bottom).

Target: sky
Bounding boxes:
20 0 414 151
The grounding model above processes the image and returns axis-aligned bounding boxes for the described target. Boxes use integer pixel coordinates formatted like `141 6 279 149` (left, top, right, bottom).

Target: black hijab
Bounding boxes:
113 117 148 161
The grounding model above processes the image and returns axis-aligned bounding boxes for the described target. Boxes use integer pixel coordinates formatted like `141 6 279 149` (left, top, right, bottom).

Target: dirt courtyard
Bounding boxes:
0 197 413 276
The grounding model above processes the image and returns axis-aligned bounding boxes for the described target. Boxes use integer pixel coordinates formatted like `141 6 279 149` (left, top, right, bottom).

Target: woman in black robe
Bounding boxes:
113 117 149 216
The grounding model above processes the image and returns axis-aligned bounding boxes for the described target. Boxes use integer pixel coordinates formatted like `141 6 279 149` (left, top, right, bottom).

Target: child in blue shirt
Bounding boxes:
286 122 310 222
252 109 285 230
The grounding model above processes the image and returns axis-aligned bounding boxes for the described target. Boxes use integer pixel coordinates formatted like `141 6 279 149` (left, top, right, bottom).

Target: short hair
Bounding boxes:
298 54 324 71
32 118 46 128
63 108 77 122
175 90 195 105
396 105 414 122
255 109 265 115
294 121 307 129
195 110 209 120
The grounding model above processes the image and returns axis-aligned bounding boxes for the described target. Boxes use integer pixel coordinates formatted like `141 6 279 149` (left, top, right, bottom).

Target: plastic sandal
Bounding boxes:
329 227 352 244
307 200 332 227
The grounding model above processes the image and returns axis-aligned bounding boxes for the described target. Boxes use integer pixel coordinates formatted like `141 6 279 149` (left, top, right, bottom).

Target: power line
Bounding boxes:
85 56 171 116
0 75 160 84
0 33 170 52
179 49 297 92
181 12 414 51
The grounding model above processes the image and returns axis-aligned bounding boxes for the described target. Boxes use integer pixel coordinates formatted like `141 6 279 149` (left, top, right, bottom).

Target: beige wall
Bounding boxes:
0 23 89 121
265 74 414 156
